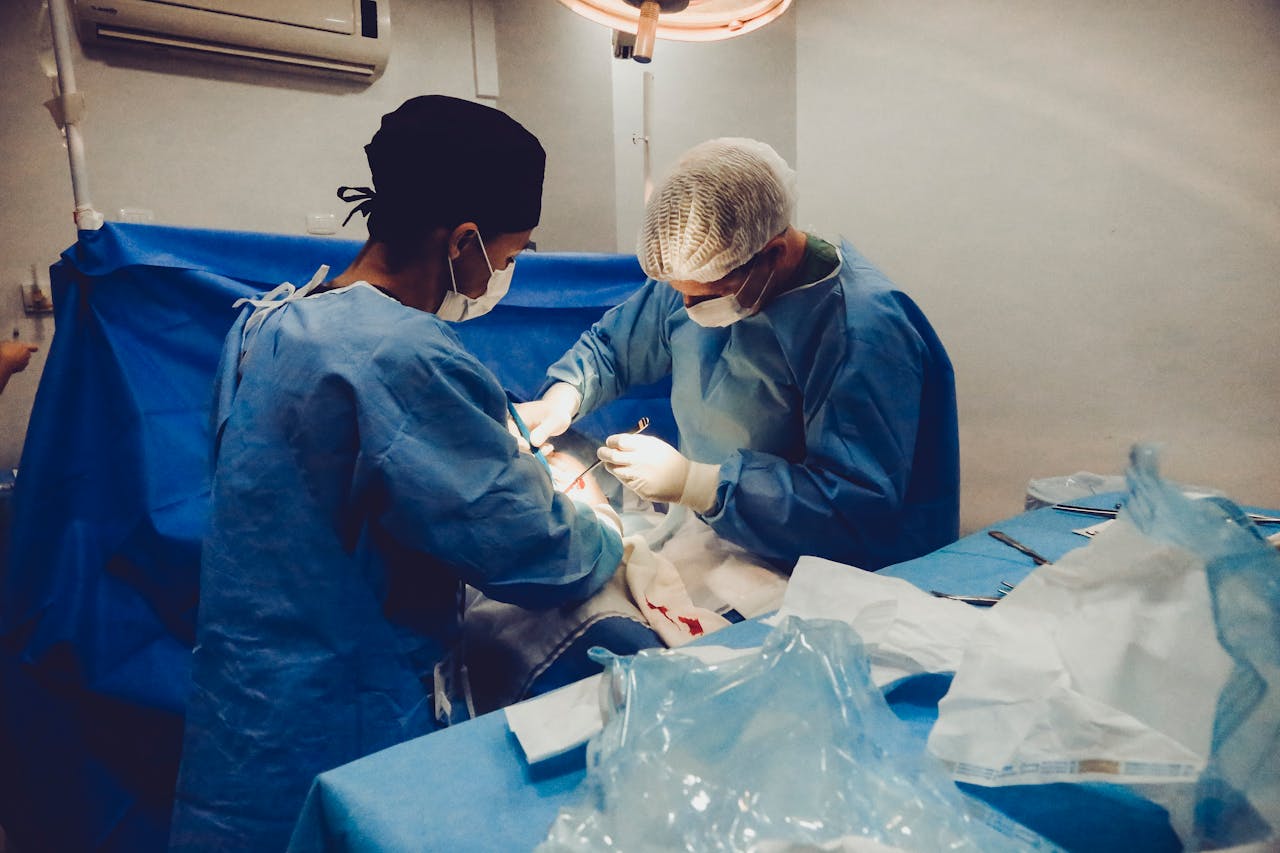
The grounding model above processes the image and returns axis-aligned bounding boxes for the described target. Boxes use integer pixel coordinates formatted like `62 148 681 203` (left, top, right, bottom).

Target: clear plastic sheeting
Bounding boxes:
1024 471 1126 510
538 618 1055 852
1122 446 1280 850
1024 469 1222 511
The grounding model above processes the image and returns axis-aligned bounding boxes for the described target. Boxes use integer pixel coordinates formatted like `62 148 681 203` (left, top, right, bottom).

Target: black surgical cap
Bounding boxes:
347 95 546 239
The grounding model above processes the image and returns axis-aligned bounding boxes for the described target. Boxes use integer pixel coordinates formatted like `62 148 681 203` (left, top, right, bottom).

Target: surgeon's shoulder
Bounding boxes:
835 243 929 363
373 309 503 396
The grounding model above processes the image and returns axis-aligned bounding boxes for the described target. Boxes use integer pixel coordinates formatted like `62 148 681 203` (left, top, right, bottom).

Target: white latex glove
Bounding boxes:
597 433 721 512
505 416 555 456
505 415 531 452
513 382 581 448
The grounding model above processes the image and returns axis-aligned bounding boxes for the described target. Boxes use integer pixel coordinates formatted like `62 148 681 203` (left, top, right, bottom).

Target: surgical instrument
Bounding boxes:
931 578 1016 607
568 417 650 489
930 591 1002 606
1053 502 1280 525
987 529 1051 566
1051 503 1120 518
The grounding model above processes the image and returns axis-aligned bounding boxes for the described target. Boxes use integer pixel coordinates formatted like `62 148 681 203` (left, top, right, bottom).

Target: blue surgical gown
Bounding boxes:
169 283 623 851
545 239 959 569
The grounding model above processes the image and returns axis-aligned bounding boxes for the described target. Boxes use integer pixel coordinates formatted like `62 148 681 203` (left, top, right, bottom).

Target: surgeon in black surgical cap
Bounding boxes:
170 96 625 853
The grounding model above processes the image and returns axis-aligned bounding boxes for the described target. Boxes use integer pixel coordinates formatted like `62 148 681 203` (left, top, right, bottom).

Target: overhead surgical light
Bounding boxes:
558 0 792 63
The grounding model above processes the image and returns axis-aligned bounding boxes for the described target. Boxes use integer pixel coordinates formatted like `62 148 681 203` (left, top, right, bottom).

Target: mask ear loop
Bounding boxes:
446 230 494 296
731 264 756 301
734 255 775 313
473 231 495 276
746 269 776 312
445 252 461 297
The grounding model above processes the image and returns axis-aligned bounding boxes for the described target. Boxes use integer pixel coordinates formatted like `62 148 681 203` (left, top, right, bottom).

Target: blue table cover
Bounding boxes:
0 223 665 852
294 494 1280 853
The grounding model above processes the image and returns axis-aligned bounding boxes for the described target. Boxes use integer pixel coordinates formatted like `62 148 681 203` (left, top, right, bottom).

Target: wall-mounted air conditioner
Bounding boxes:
73 0 391 83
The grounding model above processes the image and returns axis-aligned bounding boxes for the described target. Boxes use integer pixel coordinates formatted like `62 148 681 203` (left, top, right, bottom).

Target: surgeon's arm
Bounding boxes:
359 336 623 609
542 280 679 416
700 343 932 571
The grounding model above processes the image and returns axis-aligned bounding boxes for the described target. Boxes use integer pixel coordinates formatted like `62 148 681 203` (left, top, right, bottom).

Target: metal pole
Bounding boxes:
641 70 653 204
46 0 103 231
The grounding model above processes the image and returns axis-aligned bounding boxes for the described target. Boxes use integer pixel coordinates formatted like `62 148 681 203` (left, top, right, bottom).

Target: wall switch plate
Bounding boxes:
117 207 155 223
306 213 338 235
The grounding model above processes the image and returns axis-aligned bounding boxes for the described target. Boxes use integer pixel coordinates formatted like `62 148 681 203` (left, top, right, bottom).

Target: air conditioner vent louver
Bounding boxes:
75 0 390 84
94 25 377 76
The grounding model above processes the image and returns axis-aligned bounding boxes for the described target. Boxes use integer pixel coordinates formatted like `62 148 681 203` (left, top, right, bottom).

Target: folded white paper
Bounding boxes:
928 516 1234 786
767 557 985 687
505 673 605 764
505 644 751 764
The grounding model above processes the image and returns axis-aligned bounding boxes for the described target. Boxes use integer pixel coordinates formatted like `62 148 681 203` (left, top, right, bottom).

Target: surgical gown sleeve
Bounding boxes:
543 280 678 413
704 333 929 570
357 327 623 607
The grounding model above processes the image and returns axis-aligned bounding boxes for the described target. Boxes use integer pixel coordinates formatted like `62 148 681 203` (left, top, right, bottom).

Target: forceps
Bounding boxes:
1053 502 1280 525
567 417 650 489
930 591 1002 606
930 579 1017 607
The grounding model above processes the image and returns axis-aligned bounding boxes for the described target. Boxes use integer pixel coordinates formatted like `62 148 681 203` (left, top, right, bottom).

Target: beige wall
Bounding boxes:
795 0 1280 529
491 0 619 252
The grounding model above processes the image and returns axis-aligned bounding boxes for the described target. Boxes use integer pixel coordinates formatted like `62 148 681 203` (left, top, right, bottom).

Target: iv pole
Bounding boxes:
631 70 654 205
45 0 104 231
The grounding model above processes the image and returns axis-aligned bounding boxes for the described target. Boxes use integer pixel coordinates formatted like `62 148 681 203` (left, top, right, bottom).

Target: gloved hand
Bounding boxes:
514 382 581 448
597 433 721 512
505 415 553 455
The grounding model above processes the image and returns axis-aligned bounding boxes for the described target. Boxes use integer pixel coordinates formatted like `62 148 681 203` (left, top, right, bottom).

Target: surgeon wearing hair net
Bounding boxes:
518 138 959 570
170 96 624 852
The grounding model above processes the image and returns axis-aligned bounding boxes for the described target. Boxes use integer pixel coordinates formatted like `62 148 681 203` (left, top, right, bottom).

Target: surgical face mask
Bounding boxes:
684 264 774 328
439 232 514 322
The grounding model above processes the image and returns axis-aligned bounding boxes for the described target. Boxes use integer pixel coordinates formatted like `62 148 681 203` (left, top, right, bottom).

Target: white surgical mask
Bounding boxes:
684 264 774 328
439 232 514 322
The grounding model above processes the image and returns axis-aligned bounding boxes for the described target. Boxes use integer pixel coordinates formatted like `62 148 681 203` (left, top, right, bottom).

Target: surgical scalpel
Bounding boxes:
987 529 1051 566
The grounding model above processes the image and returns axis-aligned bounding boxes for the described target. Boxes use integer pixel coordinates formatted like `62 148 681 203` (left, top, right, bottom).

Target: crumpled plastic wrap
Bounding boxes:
537 617 1055 852
1024 471 1128 510
1122 447 1279 850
